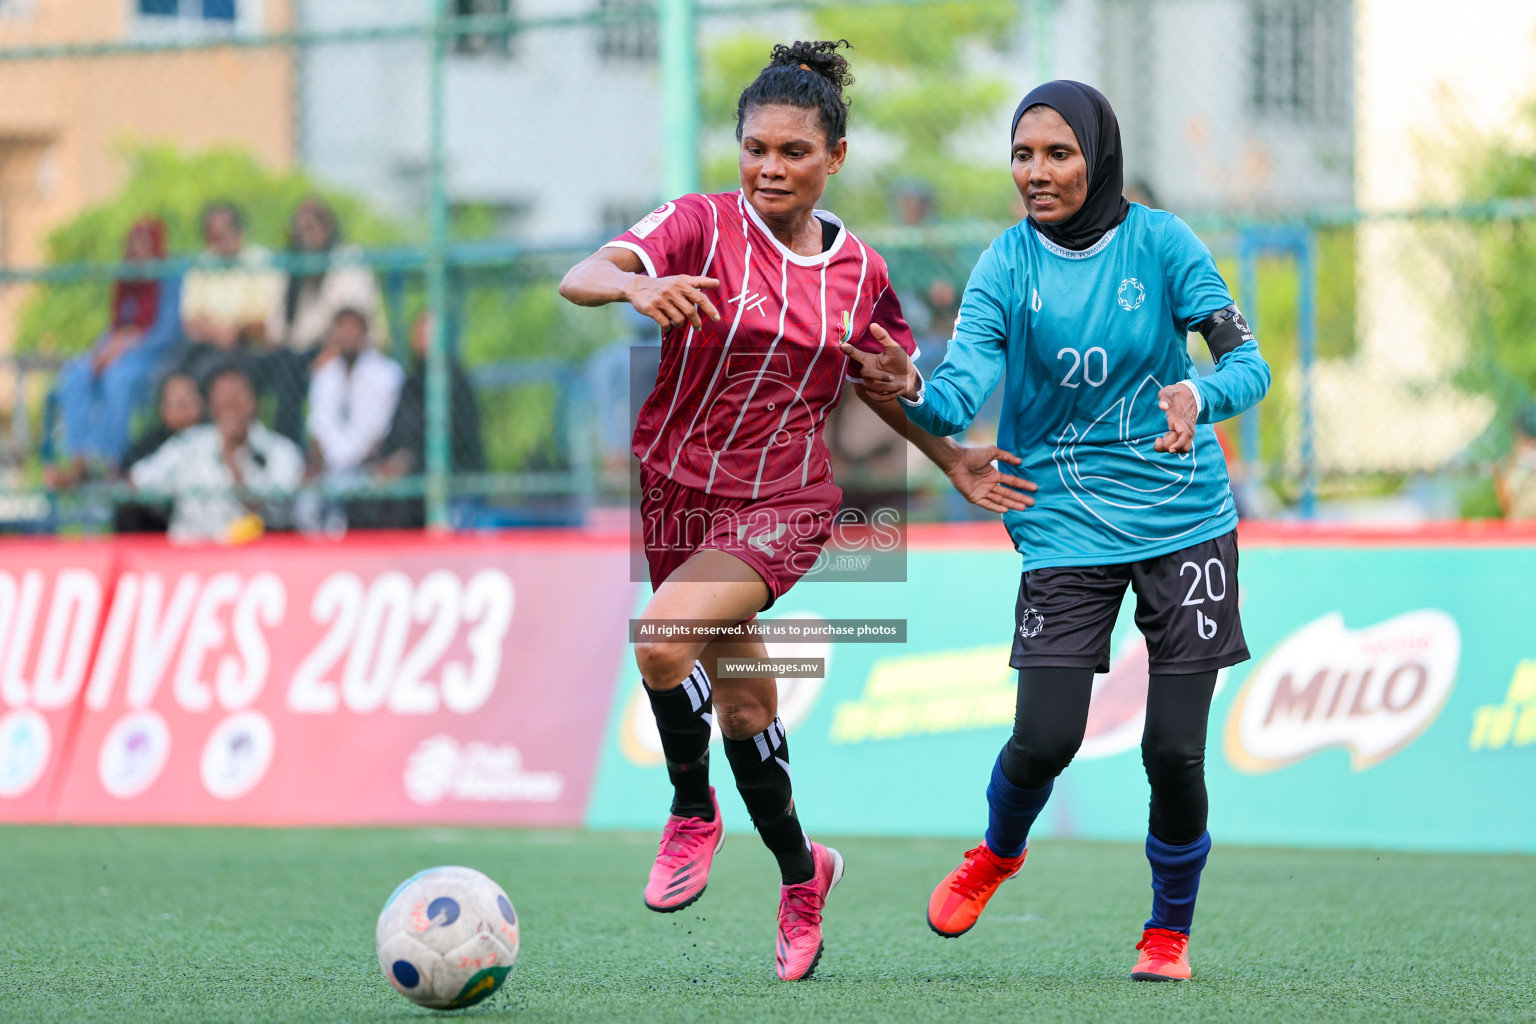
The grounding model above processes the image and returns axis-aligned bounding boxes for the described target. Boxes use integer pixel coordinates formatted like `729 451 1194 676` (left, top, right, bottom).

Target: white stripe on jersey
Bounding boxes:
669 200 752 482
710 243 791 496
767 250 829 491
640 197 721 466
798 234 870 485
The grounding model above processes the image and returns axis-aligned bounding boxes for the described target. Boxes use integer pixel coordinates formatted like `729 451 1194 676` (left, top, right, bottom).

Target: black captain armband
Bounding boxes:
1192 305 1255 360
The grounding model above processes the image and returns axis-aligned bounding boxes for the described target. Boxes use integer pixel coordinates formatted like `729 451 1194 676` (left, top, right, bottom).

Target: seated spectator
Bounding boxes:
129 365 303 543
307 307 404 481
365 312 485 528
114 371 205 535
174 202 281 384
261 197 384 443
52 218 182 476
1496 405 1536 519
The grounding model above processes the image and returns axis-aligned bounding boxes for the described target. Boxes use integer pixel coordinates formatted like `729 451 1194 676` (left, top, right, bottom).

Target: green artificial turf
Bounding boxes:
1 826 1531 1023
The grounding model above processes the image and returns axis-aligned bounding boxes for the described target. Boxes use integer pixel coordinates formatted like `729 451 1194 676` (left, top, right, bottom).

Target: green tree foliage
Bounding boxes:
16 144 398 358
1445 99 1536 411
700 2 1022 224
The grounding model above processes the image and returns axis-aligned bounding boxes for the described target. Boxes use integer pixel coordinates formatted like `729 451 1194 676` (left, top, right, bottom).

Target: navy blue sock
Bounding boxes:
984 753 1053 858
1145 830 1211 933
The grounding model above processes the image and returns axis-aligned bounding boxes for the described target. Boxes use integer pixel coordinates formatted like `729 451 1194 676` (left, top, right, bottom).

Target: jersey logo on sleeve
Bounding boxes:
1117 278 1145 311
629 202 676 240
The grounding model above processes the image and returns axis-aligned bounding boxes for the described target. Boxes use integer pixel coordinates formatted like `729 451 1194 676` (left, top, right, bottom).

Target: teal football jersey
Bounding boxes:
905 203 1271 571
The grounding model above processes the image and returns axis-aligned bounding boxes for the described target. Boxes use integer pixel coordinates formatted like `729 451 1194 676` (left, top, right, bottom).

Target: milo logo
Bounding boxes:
1224 610 1460 773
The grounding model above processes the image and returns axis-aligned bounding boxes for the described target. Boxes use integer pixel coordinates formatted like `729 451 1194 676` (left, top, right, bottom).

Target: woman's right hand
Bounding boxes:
625 274 721 330
944 445 1037 513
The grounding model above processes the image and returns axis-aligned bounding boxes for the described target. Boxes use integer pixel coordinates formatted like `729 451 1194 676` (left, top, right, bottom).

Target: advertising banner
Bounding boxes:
586 525 1536 853
0 534 636 827
5 524 1534 850
0 543 119 821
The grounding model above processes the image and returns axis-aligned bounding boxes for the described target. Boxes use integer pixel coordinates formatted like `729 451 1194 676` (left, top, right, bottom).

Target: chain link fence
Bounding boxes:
0 0 1533 538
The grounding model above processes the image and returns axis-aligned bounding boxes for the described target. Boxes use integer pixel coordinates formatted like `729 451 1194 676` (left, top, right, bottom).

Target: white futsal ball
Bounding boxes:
376 866 520 1010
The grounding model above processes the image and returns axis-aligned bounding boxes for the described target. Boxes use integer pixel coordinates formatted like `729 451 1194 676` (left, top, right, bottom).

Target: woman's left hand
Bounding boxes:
945 445 1037 513
841 325 919 402
1153 383 1198 453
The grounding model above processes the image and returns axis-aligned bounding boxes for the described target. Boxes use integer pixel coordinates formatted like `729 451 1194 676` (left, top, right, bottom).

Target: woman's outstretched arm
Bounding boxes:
559 247 720 331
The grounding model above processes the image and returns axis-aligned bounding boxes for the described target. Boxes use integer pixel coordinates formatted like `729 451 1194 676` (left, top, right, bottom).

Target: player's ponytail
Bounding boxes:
735 40 854 146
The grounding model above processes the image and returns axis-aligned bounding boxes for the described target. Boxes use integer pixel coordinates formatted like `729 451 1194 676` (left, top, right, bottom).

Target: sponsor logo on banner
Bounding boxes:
404 736 563 804
1468 658 1536 752
827 635 1224 757
618 611 829 766
1224 610 1460 773
0 710 50 798
99 711 171 798
201 711 276 799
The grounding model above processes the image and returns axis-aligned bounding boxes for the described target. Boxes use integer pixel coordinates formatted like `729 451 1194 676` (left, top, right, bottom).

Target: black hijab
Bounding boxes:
1011 80 1129 251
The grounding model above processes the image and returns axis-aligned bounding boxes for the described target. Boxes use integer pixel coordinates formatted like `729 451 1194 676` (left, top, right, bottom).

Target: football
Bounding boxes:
376 866 520 1010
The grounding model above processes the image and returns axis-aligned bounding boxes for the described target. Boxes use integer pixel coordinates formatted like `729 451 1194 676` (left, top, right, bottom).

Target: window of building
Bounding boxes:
596 0 657 64
136 0 236 21
131 0 262 37
453 0 513 58
1250 0 1352 124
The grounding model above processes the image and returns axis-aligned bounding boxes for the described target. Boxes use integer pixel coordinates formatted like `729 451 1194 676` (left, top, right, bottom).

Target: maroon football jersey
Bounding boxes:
609 191 917 499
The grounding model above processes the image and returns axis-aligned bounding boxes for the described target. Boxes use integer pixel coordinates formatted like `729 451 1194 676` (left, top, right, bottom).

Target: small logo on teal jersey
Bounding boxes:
1117 278 1145 311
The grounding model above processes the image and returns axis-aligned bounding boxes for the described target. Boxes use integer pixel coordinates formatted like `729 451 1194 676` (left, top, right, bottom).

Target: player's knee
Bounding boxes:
1141 737 1205 790
633 641 694 689
714 699 772 740
1000 731 1079 788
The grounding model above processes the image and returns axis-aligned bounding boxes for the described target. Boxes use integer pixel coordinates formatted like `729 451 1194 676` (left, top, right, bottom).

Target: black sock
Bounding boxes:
722 719 815 885
642 663 715 821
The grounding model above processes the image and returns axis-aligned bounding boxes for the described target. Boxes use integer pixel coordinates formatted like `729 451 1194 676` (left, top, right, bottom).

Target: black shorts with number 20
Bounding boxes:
1010 530 1249 675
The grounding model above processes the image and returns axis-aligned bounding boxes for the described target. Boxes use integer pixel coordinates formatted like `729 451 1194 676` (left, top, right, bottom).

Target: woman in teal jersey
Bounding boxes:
847 80 1270 981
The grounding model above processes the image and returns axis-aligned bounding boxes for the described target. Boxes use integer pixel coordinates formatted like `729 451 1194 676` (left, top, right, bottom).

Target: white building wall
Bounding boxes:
1315 0 1536 474
1096 0 1353 215
298 0 663 241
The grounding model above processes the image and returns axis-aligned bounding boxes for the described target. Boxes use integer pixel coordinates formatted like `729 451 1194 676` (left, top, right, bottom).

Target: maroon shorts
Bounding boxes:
639 464 842 608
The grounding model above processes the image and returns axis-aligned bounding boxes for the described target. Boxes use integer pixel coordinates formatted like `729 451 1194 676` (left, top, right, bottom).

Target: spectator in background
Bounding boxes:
52 218 181 478
306 307 404 481
262 197 384 442
366 312 485 529
175 202 280 384
892 179 935 227
129 364 303 543
114 371 205 534
1495 405 1536 519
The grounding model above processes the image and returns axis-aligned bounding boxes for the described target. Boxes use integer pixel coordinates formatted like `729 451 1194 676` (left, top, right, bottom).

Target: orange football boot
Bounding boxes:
1131 927 1191 981
926 842 1027 938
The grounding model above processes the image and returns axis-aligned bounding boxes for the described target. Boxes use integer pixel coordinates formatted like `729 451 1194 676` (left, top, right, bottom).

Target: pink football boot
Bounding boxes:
775 841 845 981
642 787 725 913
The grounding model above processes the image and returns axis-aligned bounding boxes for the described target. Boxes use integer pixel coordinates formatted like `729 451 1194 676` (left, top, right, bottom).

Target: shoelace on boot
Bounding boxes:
1136 928 1187 963
656 816 712 863
778 884 825 940
948 845 1012 901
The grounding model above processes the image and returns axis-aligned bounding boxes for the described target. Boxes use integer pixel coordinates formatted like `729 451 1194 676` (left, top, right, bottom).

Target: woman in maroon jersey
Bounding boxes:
560 40 1032 981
